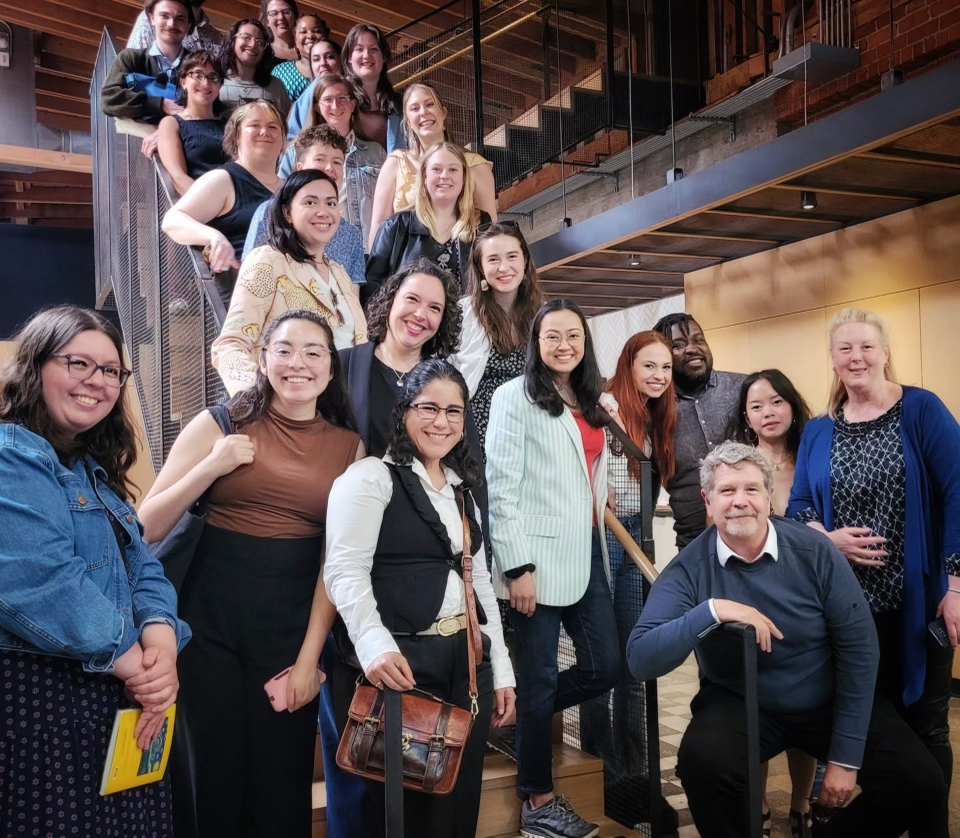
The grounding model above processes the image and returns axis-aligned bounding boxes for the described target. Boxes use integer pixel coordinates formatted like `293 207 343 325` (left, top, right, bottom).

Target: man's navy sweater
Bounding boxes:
627 516 879 767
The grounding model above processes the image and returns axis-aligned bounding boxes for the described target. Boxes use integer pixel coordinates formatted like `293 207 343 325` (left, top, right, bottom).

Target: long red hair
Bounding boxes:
605 331 676 484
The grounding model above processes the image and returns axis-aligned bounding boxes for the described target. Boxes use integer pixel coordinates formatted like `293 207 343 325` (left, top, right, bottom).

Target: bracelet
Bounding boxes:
948 587 960 595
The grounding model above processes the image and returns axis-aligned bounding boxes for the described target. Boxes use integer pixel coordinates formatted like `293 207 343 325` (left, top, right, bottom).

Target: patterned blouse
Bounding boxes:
797 400 907 612
210 245 368 395
270 61 311 102
471 345 525 457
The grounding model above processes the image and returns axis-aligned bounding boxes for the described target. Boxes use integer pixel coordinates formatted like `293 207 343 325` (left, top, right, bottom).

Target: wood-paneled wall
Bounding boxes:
685 192 960 417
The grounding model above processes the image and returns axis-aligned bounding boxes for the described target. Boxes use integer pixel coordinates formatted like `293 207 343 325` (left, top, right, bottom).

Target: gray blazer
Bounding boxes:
485 377 610 606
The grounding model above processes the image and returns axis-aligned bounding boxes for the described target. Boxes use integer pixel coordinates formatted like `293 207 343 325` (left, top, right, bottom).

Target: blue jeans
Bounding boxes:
511 529 621 795
318 635 377 838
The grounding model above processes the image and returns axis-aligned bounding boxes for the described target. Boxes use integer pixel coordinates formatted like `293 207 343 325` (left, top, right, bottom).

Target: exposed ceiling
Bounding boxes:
0 0 453 227
531 59 960 317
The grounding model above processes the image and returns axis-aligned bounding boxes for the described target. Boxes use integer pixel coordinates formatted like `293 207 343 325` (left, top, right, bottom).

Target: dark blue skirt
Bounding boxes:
1 651 173 837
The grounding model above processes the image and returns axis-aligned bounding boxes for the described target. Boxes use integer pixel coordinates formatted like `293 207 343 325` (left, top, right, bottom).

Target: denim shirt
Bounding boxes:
342 137 386 252
0 424 190 672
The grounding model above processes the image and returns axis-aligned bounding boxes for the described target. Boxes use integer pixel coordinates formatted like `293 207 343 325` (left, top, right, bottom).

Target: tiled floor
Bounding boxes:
657 657 960 838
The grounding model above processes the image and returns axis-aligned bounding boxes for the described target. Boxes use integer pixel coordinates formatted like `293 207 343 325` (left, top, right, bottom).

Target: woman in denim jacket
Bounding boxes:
0 306 190 837
278 73 386 252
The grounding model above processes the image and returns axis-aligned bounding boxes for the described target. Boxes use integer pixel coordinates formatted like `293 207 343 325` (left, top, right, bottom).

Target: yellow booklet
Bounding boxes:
99 705 177 796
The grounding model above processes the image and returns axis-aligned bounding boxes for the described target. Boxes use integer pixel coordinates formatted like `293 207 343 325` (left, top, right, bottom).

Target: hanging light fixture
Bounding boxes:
800 190 818 210
628 254 641 267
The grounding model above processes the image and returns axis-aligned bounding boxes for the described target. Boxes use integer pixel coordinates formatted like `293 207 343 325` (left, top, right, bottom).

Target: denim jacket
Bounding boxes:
343 136 387 253
0 424 190 672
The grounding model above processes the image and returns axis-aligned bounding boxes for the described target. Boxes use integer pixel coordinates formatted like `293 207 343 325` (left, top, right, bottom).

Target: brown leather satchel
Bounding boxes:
336 495 481 796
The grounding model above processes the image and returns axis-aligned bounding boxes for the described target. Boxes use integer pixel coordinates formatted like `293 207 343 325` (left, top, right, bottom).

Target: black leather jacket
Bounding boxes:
362 209 491 305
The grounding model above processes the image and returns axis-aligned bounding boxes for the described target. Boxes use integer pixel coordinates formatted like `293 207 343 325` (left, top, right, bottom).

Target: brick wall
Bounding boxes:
776 0 960 126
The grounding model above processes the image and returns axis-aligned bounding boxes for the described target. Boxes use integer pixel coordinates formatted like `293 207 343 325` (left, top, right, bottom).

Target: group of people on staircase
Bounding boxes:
1 1 956 837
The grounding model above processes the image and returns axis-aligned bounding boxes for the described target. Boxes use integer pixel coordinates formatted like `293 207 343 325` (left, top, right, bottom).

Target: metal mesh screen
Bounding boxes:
91 28 226 475
558 428 662 835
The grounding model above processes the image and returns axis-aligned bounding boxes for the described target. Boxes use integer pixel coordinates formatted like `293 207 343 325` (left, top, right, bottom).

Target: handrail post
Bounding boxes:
471 0 485 156
605 0 615 130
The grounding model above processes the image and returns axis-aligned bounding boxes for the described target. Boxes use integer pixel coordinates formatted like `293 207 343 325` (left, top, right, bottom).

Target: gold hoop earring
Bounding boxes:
480 279 489 291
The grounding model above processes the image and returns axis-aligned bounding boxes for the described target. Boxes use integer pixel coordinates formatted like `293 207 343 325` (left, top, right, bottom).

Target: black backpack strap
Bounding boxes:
206 402 233 436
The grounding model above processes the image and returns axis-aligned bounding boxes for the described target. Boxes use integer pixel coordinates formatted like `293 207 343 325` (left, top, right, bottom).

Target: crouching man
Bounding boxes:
626 441 945 837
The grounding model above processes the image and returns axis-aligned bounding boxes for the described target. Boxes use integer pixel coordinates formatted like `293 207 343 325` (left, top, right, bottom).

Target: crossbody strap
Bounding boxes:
459 491 481 718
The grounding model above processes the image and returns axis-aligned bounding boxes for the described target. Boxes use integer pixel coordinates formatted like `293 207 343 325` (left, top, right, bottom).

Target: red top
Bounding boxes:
574 413 605 525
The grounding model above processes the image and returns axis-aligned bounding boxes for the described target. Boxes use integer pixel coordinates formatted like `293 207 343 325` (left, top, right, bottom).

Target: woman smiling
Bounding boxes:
212 169 367 395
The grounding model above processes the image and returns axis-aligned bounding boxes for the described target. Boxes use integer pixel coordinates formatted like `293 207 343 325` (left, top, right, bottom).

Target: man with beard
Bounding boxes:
653 313 744 548
626 441 946 838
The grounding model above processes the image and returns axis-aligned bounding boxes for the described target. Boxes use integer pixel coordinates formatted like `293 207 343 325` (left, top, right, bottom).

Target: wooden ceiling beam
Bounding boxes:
5 204 94 219
36 55 94 81
602 247 721 260
0 186 93 204
0 3 110 44
857 149 960 170
35 70 92 103
704 208 845 225
0 170 92 187
0 144 92 174
41 0 137 26
39 34 100 64
36 92 90 119
645 229 780 244
771 183 920 201
37 111 92 133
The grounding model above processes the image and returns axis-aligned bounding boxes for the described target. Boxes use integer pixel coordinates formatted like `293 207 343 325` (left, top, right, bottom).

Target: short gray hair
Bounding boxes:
700 440 774 497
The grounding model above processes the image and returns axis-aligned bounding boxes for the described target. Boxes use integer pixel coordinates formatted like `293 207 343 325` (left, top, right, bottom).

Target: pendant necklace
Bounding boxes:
380 342 410 388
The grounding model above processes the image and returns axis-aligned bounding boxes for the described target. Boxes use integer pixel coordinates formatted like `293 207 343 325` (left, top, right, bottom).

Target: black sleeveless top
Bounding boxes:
210 161 273 261
174 115 227 179
370 464 485 634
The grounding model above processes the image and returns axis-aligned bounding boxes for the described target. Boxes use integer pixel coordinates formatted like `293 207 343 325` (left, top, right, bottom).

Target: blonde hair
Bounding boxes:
414 141 481 244
401 83 451 155
222 100 284 161
826 307 897 417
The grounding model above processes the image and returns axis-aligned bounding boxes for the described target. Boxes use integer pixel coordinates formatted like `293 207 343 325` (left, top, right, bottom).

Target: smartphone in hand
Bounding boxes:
264 666 324 712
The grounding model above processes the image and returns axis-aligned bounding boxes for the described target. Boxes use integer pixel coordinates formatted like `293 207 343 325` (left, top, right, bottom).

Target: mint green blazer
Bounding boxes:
485 377 611 607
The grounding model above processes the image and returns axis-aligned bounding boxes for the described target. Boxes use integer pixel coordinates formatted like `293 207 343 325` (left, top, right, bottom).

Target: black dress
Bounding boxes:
174 115 227 179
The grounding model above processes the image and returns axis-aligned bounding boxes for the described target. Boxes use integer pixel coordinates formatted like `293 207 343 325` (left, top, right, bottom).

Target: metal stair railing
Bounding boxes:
90 27 227 476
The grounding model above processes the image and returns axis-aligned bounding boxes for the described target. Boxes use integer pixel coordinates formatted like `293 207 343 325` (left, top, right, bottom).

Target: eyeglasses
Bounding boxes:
51 354 132 388
266 9 293 18
236 33 267 47
318 95 353 107
266 345 331 365
185 70 222 84
408 403 466 422
539 331 584 347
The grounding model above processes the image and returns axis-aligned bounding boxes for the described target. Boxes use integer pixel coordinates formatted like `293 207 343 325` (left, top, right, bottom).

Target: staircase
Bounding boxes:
311 742 631 838
387 0 703 191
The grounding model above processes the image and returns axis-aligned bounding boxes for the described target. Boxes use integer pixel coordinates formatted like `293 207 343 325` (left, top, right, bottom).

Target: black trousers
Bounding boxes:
331 631 494 838
176 526 323 838
676 683 947 838
874 610 954 838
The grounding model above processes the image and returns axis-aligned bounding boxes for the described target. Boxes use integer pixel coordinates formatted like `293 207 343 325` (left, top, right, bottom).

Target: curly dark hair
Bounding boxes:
226 309 357 432
0 306 140 501
365 259 462 359
267 169 339 263
524 299 607 428
726 369 812 459
220 19 275 87
385 359 480 489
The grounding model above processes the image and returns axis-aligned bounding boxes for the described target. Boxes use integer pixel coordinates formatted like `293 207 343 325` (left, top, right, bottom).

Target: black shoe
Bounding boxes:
487 724 517 761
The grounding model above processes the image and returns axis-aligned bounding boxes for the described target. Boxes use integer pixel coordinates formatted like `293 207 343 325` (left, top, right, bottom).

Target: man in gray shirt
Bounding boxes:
653 313 744 548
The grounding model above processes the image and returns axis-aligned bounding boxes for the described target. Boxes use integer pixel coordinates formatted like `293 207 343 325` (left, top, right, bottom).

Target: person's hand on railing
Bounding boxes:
509 572 537 616
204 232 241 274
161 99 184 116
817 763 858 809
140 131 159 160
712 599 783 653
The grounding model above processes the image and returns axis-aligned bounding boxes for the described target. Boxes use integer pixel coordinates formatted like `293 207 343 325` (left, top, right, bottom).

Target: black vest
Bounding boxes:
370 464 485 634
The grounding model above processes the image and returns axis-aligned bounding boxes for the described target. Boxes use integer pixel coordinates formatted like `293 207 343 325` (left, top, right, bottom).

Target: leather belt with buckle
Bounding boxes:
415 614 467 637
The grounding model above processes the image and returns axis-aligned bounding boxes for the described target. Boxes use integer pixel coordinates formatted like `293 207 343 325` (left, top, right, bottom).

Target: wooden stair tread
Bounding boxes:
481 743 603 789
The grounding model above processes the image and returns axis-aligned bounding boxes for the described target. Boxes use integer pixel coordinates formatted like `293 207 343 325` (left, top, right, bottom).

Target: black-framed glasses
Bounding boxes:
236 33 267 47
408 403 466 423
185 70 222 84
51 354 132 388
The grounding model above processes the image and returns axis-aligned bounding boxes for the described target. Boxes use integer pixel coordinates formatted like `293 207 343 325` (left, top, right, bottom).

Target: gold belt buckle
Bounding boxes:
436 616 461 636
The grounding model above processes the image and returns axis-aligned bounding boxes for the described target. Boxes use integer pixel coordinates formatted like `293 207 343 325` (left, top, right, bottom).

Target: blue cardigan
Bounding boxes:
787 386 960 705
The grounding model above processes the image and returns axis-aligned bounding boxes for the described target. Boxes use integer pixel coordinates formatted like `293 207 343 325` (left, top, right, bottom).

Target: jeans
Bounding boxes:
511 528 621 794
